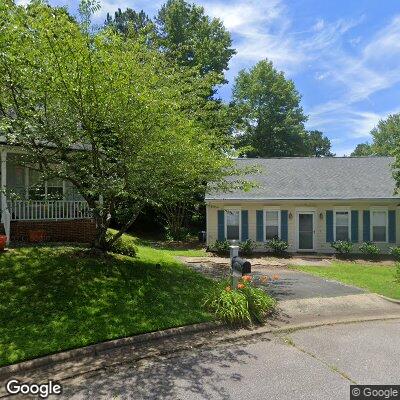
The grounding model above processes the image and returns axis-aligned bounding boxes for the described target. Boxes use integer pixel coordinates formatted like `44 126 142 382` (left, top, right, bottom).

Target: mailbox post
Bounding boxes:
229 245 251 288
229 245 239 287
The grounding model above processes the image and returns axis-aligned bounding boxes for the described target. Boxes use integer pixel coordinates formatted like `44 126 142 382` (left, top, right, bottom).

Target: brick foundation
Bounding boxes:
0 219 97 243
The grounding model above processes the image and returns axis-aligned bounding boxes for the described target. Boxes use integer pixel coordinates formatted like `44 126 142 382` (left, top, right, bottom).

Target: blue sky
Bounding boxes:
17 0 400 155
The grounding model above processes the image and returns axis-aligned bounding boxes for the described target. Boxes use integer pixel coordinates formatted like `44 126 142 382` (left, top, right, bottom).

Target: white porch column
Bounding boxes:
1 150 10 244
1 149 6 222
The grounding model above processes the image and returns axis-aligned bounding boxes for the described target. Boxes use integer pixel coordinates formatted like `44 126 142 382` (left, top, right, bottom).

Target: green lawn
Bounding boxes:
0 239 213 367
292 262 400 300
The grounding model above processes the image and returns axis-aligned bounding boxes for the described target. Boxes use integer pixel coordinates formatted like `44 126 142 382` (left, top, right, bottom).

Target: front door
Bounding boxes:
297 212 314 251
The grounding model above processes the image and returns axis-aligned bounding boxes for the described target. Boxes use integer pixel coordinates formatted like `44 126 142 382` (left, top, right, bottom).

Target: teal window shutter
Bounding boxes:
256 210 264 242
389 210 396 243
363 210 370 242
326 210 333 242
281 210 288 242
217 210 225 241
351 211 359 243
241 210 249 241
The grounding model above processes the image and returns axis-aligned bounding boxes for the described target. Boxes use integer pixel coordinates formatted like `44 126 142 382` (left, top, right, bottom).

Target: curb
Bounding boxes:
375 293 400 304
0 321 222 378
3 313 400 381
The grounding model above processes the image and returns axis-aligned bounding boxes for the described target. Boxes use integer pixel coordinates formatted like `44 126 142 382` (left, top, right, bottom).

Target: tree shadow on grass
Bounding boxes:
0 247 214 367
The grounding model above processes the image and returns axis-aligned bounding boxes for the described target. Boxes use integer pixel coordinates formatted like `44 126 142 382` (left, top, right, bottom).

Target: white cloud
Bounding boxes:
307 13 400 149
203 0 307 74
313 18 325 32
363 15 400 60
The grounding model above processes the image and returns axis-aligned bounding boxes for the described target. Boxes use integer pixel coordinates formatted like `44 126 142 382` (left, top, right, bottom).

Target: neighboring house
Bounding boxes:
0 141 95 243
206 157 400 254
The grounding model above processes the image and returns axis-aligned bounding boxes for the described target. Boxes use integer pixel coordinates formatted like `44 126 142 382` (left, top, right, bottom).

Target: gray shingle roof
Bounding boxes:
206 157 400 200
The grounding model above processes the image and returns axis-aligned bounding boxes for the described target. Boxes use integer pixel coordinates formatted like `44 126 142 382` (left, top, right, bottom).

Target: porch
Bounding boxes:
0 149 93 243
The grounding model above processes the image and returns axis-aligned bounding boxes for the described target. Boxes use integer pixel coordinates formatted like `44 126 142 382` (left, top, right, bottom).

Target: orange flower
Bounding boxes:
225 286 232 292
237 283 245 289
260 275 269 283
242 275 252 282
272 274 280 280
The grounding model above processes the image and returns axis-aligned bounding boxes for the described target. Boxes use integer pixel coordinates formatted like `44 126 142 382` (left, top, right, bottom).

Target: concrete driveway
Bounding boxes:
252 265 364 301
57 319 400 400
180 256 365 301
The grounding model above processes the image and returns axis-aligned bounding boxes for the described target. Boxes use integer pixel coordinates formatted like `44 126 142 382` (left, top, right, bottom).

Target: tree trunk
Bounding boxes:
92 210 110 251
106 208 141 247
162 201 188 240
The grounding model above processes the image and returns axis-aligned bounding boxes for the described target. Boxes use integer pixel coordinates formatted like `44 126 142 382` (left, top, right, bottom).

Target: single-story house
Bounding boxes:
206 157 400 254
0 141 95 243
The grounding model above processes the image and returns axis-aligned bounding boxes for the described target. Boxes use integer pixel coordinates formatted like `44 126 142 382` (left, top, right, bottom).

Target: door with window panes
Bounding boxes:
297 212 315 250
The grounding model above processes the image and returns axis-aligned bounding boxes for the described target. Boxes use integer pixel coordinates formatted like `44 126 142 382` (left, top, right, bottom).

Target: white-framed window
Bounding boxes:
371 209 388 243
28 170 64 200
264 209 281 241
225 209 241 241
334 210 350 241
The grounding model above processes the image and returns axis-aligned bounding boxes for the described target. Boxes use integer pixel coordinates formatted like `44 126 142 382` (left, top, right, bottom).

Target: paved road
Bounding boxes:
59 319 400 400
252 266 364 300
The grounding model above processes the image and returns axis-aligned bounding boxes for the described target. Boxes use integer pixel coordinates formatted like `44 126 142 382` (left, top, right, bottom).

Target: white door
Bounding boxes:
297 212 315 251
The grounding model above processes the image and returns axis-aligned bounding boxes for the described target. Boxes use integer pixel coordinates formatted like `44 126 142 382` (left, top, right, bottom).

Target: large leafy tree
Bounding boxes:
105 0 235 82
233 60 309 157
105 0 236 141
371 113 400 155
351 113 400 156
351 142 374 157
155 0 235 79
304 130 335 157
104 0 237 238
105 8 152 36
0 0 237 249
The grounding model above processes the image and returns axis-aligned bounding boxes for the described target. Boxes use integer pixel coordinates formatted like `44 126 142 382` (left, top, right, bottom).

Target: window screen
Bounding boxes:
372 211 387 242
226 210 240 241
335 211 349 241
265 211 279 240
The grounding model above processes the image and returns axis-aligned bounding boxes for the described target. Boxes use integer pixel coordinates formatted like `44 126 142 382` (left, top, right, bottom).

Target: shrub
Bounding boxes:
266 237 289 254
239 239 257 255
164 226 190 241
390 246 400 260
331 240 353 255
395 264 400 283
204 278 276 325
210 240 230 255
105 230 137 257
359 241 381 258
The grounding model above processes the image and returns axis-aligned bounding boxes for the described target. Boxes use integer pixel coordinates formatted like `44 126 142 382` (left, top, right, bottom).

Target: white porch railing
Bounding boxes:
6 200 92 221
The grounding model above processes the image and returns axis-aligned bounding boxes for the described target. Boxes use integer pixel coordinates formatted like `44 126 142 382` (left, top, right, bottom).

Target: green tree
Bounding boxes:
351 113 400 156
0 0 237 250
370 113 400 155
233 60 308 157
155 0 235 79
304 130 334 157
351 142 374 156
105 8 153 37
104 1 237 238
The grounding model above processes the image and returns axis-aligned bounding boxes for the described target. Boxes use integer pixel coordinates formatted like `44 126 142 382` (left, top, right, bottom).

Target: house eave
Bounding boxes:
205 197 400 203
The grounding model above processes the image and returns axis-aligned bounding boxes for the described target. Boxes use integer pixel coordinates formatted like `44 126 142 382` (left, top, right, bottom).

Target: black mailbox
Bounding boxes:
231 256 251 275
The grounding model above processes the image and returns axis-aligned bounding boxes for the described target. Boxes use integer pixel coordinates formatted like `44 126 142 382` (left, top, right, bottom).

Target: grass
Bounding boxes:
0 238 214 367
292 262 400 300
